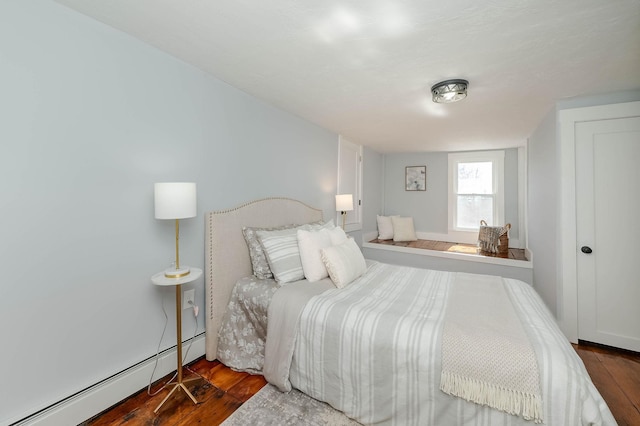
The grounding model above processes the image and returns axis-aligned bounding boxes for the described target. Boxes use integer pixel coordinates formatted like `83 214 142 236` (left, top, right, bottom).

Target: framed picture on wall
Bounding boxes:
405 166 426 191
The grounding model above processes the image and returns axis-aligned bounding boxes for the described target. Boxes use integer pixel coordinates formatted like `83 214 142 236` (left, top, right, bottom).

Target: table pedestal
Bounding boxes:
151 268 203 414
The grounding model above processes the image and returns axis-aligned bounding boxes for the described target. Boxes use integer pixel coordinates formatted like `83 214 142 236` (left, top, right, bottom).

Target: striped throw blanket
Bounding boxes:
440 273 543 423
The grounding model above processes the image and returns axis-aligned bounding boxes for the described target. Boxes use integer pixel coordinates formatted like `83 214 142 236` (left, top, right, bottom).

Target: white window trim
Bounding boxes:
448 150 505 236
337 136 363 232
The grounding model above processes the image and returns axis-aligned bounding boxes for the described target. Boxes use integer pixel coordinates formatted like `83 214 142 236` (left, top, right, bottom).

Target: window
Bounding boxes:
448 151 504 232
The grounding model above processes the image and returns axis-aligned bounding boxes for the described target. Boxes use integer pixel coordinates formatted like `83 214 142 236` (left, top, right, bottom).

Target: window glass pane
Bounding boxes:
456 195 493 229
457 161 493 194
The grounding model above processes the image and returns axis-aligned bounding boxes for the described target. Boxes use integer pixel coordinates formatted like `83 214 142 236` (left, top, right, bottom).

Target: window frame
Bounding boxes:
448 150 505 232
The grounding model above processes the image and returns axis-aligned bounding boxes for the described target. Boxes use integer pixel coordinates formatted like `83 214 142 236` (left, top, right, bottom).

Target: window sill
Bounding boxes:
361 233 532 270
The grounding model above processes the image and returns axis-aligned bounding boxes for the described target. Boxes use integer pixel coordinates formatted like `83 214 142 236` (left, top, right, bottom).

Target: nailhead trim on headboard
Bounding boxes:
204 197 323 361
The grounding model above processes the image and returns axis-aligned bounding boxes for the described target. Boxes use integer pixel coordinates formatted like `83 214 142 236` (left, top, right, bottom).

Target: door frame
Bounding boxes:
558 101 640 342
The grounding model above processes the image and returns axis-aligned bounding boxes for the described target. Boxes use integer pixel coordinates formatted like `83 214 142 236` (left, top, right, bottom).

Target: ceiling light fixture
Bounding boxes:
431 79 469 103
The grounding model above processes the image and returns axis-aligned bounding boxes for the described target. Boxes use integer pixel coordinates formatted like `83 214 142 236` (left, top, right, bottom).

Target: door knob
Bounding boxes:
581 246 593 254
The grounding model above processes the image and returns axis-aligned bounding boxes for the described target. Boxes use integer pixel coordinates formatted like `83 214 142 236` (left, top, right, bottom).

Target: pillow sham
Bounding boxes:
243 224 295 279
297 225 349 282
392 216 417 242
257 226 312 284
243 220 328 279
314 219 336 230
297 228 332 282
327 226 348 245
377 215 398 240
321 238 367 288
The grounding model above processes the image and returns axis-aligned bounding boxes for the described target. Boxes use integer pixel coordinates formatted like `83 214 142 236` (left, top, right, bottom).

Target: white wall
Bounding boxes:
527 108 558 314
0 1 338 424
382 152 448 233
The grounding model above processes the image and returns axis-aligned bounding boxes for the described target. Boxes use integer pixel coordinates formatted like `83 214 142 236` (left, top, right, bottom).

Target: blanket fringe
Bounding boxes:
440 371 544 424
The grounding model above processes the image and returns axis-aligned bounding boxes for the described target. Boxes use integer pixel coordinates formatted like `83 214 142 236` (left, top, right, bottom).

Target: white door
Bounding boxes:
576 116 640 352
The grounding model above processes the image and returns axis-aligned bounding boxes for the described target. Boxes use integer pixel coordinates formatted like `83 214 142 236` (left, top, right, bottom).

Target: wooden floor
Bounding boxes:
82 359 266 426
84 342 639 425
369 238 528 261
573 342 640 425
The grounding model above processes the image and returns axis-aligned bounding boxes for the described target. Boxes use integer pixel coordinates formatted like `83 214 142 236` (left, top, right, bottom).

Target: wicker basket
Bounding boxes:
479 220 511 257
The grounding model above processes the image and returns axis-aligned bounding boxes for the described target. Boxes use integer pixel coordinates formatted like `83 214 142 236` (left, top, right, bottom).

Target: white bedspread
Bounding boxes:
264 261 615 426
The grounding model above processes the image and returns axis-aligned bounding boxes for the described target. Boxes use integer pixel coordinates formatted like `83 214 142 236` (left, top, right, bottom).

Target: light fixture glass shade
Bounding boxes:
154 182 197 219
335 194 354 212
431 79 468 103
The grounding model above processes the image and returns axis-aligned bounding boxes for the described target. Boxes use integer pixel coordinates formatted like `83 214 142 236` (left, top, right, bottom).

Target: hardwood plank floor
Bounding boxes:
574 342 640 425
369 238 528 261
81 359 266 426
84 345 637 425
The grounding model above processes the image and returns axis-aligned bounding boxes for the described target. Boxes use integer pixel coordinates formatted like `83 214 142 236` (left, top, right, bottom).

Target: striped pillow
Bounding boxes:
243 224 295 279
257 220 336 284
257 227 308 284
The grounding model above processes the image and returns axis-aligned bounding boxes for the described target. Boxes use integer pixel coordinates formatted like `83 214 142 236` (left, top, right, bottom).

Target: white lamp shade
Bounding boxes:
335 194 354 212
154 182 197 219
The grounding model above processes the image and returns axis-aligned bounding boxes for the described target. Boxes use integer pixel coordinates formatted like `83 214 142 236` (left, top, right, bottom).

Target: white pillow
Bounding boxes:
327 226 348 245
377 215 398 240
321 238 367 288
297 228 332 282
392 216 417 242
317 219 336 230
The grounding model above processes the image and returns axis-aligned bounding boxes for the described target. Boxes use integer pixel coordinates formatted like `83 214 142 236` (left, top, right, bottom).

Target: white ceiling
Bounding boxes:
55 0 640 153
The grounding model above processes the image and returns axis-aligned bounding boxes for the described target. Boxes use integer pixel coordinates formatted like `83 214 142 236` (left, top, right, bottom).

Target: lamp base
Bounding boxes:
164 266 191 278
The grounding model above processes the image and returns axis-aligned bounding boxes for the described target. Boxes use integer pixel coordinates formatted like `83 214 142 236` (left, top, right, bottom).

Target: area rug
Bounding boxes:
221 384 361 425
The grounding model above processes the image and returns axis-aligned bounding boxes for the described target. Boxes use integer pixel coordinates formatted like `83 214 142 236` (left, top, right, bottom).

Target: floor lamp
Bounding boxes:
335 194 353 230
152 182 201 414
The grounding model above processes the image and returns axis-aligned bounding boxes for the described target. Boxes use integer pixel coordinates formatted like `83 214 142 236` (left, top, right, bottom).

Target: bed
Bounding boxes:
205 198 615 425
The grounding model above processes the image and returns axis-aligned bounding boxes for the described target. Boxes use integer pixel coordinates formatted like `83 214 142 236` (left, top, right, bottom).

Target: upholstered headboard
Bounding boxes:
204 197 323 360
